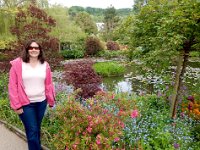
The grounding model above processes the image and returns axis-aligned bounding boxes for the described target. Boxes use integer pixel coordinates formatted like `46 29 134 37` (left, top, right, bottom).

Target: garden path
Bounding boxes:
0 123 27 150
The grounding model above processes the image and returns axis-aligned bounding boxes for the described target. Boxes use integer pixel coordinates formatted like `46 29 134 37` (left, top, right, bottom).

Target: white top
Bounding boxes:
22 61 46 103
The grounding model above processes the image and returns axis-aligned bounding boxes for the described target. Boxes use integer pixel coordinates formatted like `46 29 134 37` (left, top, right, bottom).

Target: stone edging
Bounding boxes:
0 120 49 150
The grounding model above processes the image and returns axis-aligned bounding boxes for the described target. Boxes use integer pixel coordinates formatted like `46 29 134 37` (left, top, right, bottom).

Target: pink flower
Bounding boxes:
103 109 108 114
96 139 101 145
87 115 92 121
131 110 139 118
87 127 92 133
118 121 125 128
114 137 120 142
111 93 115 99
72 144 77 149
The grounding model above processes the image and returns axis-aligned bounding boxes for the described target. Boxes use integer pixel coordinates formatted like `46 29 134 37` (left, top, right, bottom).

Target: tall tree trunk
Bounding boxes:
171 49 189 118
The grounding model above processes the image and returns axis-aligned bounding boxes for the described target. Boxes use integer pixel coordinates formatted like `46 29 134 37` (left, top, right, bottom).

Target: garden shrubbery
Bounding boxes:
60 49 84 59
63 59 102 98
1 90 200 149
85 36 104 56
106 41 120 51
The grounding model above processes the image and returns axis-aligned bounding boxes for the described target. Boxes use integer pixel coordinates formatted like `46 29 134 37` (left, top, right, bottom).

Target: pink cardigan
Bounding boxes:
8 57 55 110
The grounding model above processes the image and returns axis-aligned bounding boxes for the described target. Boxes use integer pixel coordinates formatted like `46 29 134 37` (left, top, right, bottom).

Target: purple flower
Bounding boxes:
187 95 194 102
173 143 179 149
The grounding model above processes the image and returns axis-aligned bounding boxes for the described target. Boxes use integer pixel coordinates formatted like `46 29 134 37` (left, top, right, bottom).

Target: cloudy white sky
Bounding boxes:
49 0 134 9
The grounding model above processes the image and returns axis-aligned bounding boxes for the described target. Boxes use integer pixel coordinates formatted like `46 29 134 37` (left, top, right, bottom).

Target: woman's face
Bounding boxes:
28 42 40 59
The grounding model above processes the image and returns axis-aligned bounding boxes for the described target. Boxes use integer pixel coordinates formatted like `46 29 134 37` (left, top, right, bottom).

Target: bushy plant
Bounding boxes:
51 92 137 149
122 94 197 150
60 49 84 59
85 36 104 56
93 62 125 77
63 59 102 98
106 41 120 51
0 99 23 130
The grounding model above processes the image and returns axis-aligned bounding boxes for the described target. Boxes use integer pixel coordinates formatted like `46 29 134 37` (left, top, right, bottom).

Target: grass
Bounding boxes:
93 61 125 77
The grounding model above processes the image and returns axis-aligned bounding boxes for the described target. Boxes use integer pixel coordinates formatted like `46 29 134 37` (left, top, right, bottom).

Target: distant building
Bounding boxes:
96 22 104 31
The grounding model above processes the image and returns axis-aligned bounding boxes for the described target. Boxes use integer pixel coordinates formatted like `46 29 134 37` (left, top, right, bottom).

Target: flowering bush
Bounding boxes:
52 92 137 149
181 95 200 120
121 94 197 149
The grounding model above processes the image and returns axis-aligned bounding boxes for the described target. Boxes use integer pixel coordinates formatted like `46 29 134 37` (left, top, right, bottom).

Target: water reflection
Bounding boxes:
101 60 200 95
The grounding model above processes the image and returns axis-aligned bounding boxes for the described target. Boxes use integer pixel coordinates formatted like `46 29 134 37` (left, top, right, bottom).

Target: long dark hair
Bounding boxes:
22 39 45 64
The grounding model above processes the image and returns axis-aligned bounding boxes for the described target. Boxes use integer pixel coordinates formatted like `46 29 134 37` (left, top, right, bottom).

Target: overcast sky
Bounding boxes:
49 0 134 9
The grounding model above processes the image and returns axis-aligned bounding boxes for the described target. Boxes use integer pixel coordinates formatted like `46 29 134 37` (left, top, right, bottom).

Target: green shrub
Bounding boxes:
190 51 200 57
85 36 104 56
97 50 125 59
60 49 84 59
0 99 23 130
93 62 125 77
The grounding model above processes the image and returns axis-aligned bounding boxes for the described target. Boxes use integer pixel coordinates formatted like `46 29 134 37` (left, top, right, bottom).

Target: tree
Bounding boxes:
9 4 62 69
103 5 120 41
133 0 148 14
121 0 200 118
68 6 85 17
47 6 86 51
74 12 97 35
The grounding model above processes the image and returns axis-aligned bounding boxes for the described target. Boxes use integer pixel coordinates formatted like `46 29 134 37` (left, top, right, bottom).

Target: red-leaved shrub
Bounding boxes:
63 59 102 98
85 36 104 56
106 41 120 51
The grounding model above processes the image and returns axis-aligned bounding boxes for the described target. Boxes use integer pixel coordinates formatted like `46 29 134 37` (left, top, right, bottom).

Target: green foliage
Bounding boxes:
0 73 8 99
93 62 125 77
0 99 23 130
103 6 120 41
68 6 132 22
97 50 125 59
60 50 84 59
122 94 197 149
121 0 200 72
190 51 200 57
47 6 87 46
74 12 98 35
85 36 104 56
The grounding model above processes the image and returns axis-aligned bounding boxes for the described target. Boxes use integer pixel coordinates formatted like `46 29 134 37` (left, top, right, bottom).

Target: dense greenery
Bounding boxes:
93 61 125 77
120 0 200 118
68 6 132 22
0 0 200 149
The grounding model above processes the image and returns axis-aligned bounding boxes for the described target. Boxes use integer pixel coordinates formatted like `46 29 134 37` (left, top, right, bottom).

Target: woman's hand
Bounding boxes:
14 108 23 115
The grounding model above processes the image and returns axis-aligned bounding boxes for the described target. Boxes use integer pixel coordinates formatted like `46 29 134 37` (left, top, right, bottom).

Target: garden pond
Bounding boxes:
53 58 200 97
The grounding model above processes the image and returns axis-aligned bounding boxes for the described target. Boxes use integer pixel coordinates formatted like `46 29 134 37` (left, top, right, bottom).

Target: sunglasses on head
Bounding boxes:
28 46 40 50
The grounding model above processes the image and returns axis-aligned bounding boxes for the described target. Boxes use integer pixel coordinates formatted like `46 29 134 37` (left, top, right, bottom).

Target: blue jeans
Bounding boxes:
19 100 47 150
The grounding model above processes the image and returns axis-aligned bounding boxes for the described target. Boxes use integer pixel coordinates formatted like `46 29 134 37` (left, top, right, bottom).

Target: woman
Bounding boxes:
8 39 55 150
